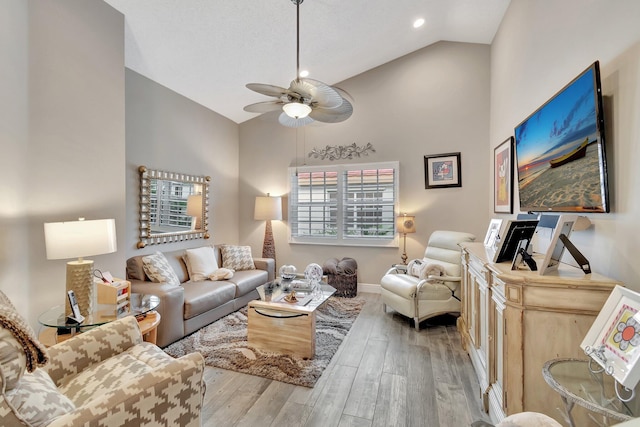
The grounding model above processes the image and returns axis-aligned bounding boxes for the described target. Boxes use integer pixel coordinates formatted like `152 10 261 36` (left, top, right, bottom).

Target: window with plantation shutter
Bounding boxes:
289 162 399 246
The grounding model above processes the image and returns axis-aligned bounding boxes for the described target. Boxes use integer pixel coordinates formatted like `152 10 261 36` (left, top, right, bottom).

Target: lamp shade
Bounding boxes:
397 215 416 234
282 102 312 119
186 194 203 216
44 218 117 260
254 195 282 221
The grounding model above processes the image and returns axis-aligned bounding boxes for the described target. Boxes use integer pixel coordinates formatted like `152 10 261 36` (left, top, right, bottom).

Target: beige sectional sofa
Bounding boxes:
126 245 274 347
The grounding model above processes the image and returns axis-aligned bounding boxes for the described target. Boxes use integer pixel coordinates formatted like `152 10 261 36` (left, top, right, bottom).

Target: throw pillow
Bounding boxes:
220 245 256 271
6 368 76 427
184 246 219 281
208 268 234 281
142 252 180 286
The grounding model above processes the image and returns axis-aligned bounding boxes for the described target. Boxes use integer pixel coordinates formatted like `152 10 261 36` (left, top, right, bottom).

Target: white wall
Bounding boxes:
124 70 240 258
491 0 640 288
239 42 491 285
0 0 126 329
0 0 29 314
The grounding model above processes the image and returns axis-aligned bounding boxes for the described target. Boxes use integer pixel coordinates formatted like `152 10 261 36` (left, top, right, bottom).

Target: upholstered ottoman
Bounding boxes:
322 257 358 298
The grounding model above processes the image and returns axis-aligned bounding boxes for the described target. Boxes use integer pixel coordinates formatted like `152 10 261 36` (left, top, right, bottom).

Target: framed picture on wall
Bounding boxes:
494 137 514 213
424 152 461 189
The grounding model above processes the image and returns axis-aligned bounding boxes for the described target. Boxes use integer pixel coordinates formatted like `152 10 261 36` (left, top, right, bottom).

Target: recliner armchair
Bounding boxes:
381 230 475 330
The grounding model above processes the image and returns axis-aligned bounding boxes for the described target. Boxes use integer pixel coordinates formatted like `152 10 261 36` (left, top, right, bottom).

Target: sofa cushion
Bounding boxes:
142 252 180 286
220 245 256 271
228 270 268 298
182 281 237 320
184 246 219 281
6 368 76 427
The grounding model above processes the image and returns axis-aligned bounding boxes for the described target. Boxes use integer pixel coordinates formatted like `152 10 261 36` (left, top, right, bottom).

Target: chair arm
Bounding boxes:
45 316 142 386
253 257 275 282
417 275 462 294
425 275 461 283
47 352 205 427
383 264 409 275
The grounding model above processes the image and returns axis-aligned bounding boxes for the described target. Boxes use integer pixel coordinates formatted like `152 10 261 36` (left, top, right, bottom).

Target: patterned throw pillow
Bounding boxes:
6 368 76 427
142 252 180 286
220 245 256 271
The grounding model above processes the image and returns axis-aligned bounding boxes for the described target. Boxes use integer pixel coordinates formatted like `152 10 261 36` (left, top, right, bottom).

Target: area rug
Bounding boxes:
164 297 365 387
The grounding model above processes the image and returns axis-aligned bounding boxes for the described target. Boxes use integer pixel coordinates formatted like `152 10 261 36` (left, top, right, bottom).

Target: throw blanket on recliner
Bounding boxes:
0 291 48 372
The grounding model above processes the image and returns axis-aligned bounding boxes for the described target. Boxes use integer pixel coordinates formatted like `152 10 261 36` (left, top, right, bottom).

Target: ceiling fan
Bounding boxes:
243 0 353 128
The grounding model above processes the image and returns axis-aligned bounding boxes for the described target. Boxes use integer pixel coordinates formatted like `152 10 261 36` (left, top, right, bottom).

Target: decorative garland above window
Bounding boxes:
308 143 376 161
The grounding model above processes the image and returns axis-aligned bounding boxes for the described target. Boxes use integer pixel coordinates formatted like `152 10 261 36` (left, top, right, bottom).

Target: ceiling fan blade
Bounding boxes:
291 79 342 109
243 101 284 113
309 99 353 123
246 83 290 98
278 112 315 128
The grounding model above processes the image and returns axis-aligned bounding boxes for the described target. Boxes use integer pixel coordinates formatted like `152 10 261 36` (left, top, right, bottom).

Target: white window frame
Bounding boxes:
288 161 399 247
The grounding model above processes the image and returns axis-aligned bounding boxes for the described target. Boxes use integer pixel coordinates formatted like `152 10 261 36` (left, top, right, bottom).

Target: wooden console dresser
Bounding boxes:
457 242 621 425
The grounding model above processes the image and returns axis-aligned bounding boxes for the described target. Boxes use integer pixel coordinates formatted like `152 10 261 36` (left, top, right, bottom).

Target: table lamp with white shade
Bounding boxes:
397 214 416 265
254 193 282 264
186 194 203 230
44 218 117 317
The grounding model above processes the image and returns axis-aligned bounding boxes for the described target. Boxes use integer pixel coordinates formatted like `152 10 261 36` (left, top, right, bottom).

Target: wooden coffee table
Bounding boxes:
247 283 336 359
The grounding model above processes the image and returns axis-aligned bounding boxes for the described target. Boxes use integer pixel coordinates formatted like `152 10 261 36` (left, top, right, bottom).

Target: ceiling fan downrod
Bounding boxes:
292 0 303 82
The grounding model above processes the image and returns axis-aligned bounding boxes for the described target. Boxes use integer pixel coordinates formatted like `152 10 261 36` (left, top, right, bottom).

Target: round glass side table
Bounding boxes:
38 294 160 345
543 358 640 427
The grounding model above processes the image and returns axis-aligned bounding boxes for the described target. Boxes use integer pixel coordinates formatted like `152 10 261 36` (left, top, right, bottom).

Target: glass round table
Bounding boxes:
543 358 640 427
38 293 160 345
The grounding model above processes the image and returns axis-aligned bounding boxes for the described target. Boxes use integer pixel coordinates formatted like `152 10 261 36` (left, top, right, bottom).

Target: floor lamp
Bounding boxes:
44 218 117 317
254 194 282 265
397 214 416 265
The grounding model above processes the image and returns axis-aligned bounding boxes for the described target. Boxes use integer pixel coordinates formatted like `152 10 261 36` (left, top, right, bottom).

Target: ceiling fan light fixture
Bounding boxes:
283 102 312 119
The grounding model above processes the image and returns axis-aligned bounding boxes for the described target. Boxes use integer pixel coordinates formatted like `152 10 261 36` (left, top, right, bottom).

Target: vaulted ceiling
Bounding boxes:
104 0 510 124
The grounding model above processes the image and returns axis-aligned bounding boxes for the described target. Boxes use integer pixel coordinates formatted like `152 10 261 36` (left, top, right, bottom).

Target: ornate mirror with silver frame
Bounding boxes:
137 165 210 248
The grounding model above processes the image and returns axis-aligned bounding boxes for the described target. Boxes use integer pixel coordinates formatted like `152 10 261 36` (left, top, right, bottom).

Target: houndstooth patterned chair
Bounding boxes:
0 292 205 427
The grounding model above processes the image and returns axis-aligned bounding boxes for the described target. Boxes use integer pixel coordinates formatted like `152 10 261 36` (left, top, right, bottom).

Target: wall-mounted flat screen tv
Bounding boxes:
514 61 609 213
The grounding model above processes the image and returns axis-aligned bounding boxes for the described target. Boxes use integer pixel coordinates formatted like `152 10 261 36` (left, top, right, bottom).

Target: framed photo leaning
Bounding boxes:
484 219 503 249
494 137 514 213
581 285 640 390
424 152 461 189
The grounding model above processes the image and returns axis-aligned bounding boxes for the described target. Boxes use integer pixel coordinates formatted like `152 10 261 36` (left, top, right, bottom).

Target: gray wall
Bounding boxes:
124 70 240 258
0 0 126 328
491 0 640 288
239 42 491 285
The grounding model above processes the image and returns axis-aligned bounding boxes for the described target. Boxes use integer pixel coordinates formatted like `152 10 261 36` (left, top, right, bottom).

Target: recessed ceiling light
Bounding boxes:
413 18 425 29
299 70 309 78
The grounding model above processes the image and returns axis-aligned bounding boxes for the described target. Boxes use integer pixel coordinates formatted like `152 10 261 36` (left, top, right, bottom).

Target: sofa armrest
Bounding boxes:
45 316 142 386
129 280 185 348
47 352 205 427
253 257 275 282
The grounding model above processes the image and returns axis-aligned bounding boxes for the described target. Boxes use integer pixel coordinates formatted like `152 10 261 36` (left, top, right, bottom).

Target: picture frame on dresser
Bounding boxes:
484 219 503 249
581 285 640 390
494 137 514 213
424 152 461 189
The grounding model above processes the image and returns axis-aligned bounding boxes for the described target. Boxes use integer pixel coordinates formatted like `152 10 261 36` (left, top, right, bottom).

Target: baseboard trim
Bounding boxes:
358 283 381 294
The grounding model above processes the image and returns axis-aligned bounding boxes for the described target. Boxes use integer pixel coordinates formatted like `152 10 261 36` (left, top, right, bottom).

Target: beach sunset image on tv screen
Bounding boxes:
514 62 609 213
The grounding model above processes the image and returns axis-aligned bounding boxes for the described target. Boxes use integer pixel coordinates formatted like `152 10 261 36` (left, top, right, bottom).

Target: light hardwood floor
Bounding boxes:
200 293 490 427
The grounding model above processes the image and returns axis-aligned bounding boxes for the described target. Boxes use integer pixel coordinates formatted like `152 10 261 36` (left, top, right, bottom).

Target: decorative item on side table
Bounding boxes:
279 264 297 291
397 214 416 265
494 137 514 213
44 218 117 317
304 263 324 300
255 193 282 264
581 285 640 401
424 152 461 189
